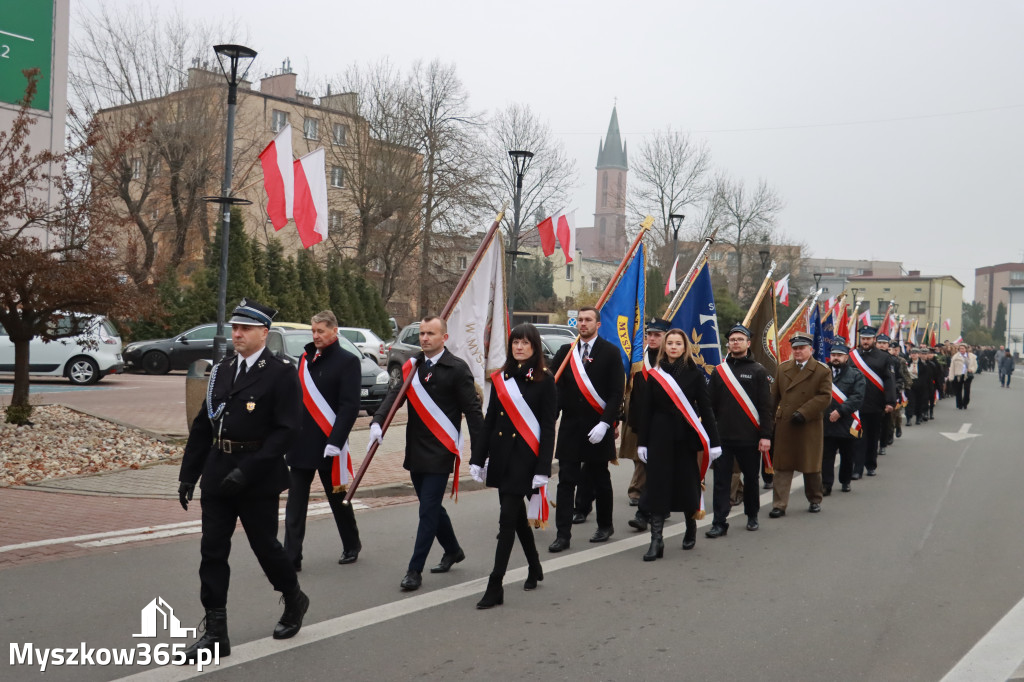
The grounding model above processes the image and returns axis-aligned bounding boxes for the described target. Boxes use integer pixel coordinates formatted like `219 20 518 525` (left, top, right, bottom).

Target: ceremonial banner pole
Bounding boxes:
663 227 720 321
778 292 812 337
553 216 655 381
741 262 777 328
344 205 508 503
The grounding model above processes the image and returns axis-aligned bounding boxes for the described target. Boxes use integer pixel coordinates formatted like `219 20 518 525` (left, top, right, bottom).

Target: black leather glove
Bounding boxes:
178 482 195 511
220 468 247 495
790 411 806 425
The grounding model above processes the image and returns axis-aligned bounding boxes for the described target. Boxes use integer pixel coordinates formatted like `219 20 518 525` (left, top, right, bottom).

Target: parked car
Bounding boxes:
540 334 572 363
122 323 233 374
338 327 387 366
266 326 390 416
0 313 124 385
385 322 421 387
534 323 577 339
387 317 399 340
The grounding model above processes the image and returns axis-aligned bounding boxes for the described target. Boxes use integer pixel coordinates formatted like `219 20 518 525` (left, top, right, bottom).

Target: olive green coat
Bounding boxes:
771 359 833 473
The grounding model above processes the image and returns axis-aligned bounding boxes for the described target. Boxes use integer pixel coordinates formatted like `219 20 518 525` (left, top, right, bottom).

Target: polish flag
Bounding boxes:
858 309 872 328
953 335 963 344
664 255 680 296
536 215 557 257
258 125 294 230
555 210 576 263
774 274 790 306
292 148 328 248
943 318 951 331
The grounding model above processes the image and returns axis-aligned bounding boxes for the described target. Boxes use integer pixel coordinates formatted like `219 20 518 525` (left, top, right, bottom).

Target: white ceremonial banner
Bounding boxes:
446 230 507 410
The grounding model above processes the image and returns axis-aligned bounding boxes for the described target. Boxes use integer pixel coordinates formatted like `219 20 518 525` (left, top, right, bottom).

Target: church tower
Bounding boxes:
594 106 628 259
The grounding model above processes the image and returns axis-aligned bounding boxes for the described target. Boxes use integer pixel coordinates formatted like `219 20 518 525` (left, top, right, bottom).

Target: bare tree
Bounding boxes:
69 3 240 283
711 173 784 300
627 128 711 267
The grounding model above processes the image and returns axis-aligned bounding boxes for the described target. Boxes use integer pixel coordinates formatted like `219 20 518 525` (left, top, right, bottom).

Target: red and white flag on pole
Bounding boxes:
664 255 680 296
556 210 576 263
292 148 328 248
536 215 557 257
953 335 963 344
858 309 872 328
944 318 951 331
774 274 790 306
259 125 294 230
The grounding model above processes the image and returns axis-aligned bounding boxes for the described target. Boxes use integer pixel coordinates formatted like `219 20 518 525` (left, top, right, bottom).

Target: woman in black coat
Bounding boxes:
637 329 721 560
469 323 556 608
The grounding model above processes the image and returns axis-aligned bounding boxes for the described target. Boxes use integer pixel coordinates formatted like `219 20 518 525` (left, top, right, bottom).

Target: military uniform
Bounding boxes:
850 328 897 477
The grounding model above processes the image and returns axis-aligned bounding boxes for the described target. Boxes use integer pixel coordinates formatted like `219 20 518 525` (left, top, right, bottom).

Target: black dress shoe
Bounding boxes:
548 537 570 553
572 512 588 524
896 426 902 438
292 558 302 573
866 469 877 477
400 570 422 591
338 548 360 565
841 483 851 492
705 523 728 539
273 588 309 640
430 548 465 573
769 507 785 518
589 526 614 543
850 473 862 480
879 447 887 455
746 516 759 531
822 486 832 497
627 511 648 532
628 497 639 507
762 481 773 489
808 503 822 513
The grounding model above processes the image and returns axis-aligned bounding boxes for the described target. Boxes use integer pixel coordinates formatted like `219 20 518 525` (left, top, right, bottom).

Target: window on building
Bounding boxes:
565 264 574 281
330 166 344 188
726 252 737 267
590 278 599 293
131 157 143 179
840 267 853 275
458 256 468 270
709 251 724 262
883 287 891 293
1011 271 1024 281
857 268 866 275
601 174 608 208
271 110 288 132
332 123 348 145
877 301 888 315
909 301 926 314
303 117 319 140
329 210 343 231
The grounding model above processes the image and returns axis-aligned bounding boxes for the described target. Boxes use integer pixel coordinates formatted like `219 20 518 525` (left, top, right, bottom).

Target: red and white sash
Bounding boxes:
716 361 759 428
569 343 606 414
299 353 352 491
491 370 541 456
830 383 863 432
649 367 712 470
403 358 464 497
850 349 884 393
641 346 655 378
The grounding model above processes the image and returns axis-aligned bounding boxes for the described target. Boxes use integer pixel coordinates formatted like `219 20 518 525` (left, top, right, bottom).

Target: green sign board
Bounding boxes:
0 0 54 111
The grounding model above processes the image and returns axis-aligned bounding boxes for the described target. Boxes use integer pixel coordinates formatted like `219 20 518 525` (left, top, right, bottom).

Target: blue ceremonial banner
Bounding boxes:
808 303 822 359
598 244 646 374
669 259 721 379
816 306 835 362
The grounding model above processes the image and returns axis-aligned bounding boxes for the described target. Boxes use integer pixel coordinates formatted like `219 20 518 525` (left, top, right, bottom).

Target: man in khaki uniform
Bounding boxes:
769 332 833 517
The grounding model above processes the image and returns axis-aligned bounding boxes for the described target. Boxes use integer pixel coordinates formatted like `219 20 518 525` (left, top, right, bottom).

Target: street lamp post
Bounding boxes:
669 213 685 268
205 44 257 363
813 272 822 290
506 150 534 322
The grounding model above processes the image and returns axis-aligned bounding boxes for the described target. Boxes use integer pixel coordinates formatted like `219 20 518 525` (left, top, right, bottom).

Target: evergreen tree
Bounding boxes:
261 240 303 322
326 255 355 325
993 301 1007 341
295 250 329 321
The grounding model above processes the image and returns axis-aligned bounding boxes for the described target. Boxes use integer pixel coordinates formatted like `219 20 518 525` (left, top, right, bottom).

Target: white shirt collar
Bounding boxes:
424 348 445 364
237 347 263 372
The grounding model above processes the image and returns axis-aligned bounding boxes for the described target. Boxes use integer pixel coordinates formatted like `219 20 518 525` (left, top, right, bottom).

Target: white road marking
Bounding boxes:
112 479 803 681
0 502 366 553
941 423 980 441
940 594 1024 681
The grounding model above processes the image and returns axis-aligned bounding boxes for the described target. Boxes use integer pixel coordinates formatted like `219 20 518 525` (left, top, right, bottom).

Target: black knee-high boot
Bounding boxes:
515 507 543 590
643 515 664 561
682 517 697 550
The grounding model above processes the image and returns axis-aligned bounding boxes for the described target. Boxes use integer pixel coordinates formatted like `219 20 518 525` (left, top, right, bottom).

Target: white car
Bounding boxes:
0 313 124 385
337 327 388 366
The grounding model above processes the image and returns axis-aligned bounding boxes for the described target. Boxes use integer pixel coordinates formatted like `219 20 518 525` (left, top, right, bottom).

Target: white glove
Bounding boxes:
324 444 343 459
587 421 610 444
366 422 383 454
470 464 485 483
709 446 723 462
531 475 549 489
637 446 648 463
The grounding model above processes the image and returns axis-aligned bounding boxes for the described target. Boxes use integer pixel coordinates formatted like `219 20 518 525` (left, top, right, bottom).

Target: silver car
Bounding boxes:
0 313 124 385
338 327 388 366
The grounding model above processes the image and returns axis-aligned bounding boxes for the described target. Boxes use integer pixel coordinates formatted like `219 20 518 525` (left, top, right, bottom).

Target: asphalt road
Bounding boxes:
1 372 1022 681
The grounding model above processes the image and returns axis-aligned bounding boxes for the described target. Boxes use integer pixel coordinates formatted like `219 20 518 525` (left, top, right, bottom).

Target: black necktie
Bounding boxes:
424 359 433 371
237 362 248 381
582 343 590 362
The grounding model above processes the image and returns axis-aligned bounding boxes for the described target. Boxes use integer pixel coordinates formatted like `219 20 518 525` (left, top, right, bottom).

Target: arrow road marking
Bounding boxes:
941 423 980 442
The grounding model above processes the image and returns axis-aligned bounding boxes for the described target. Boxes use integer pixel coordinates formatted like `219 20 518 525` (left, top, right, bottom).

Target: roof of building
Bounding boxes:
596 107 628 171
848 274 965 287
976 262 1024 275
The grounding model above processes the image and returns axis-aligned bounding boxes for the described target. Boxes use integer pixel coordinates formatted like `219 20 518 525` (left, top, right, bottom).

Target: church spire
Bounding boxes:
596 106 628 171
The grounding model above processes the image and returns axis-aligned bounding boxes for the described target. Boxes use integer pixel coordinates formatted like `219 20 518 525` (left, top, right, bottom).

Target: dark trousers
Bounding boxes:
882 407 896 445
556 456 612 538
284 463 361 565
822 436 857 487
409 471 460 573
574 474 594 516
952 375 973 408
854 412 884 475
198 492 297 609
490 493 540 579
910 385 928 421
712 442 760 522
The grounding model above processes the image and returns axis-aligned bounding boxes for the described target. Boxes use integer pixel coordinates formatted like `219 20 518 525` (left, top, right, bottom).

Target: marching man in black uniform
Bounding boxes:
548 306 625 552
848 326 896 478
821 340 865 494
370 316 484 591
177 299 308 661
707 323 774 535
284 310 362 571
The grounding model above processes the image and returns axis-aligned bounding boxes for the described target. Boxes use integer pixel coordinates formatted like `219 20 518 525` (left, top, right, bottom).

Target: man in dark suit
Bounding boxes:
284 310 362 571
177 299 308 662
548 306 625 551
371 315 484 591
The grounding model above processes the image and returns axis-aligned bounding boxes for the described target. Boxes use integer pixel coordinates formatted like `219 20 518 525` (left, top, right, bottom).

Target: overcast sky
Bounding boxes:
75 0 1024 300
